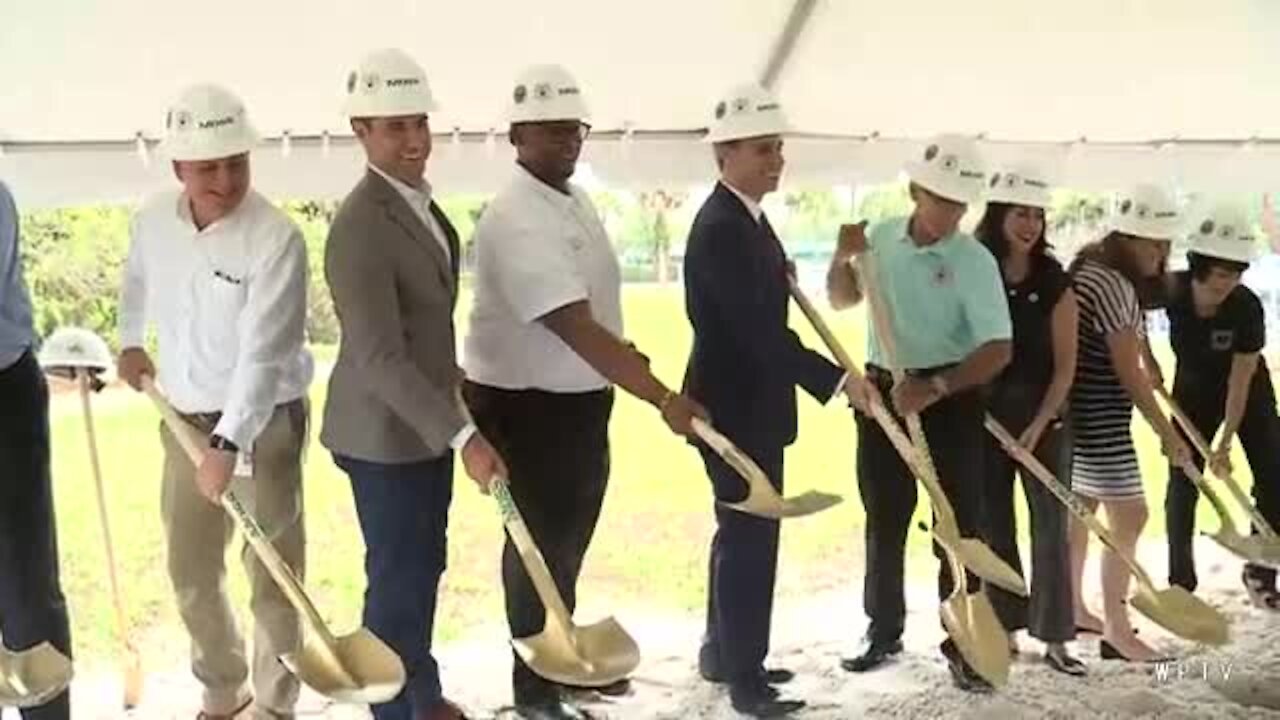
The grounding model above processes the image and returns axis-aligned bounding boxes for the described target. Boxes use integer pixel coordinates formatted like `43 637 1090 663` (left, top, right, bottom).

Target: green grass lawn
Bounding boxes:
46 285 1253 669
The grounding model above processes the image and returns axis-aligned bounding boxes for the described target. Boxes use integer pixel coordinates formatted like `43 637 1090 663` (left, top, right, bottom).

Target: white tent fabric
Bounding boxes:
2 0 1279 207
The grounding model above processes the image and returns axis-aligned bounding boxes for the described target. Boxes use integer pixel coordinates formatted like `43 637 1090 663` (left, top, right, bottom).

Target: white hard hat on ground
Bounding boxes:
987 164 1053 209
1113 184 1181 241
343 48 438 118
1188 204 1257 263
160 84 259 162
905 134 988 205
506 64 590 124
39 327 113 379
704 83 789 144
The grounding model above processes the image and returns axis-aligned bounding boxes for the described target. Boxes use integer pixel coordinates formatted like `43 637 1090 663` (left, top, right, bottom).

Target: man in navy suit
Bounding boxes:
682 83 872 718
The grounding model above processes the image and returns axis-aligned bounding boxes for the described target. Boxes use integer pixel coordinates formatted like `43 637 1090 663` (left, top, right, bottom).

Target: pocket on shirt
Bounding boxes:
199 271 249 351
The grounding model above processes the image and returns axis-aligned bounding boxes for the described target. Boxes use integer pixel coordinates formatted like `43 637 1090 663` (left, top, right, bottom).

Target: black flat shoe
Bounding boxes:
1098 640 1172 664
1044 646 1087 677
943 650 994 694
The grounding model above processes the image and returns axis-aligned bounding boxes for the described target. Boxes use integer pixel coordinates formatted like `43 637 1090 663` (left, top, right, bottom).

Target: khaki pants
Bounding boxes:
159 399 308 716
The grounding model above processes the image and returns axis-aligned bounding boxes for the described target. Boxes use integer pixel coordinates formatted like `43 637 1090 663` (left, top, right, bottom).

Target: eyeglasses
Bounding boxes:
534 121 591 143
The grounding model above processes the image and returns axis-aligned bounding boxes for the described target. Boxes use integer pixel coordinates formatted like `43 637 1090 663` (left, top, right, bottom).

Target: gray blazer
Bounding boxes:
321 169 466 463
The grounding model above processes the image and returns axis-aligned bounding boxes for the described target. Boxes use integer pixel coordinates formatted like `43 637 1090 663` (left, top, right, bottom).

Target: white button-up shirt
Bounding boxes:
119 189 314 449
464 164 623 392
722 178 847 400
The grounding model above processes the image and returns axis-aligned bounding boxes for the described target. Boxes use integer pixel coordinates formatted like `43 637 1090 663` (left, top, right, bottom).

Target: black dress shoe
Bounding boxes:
729 679 806 718
840 639 903 672
941 644 994 694
556 678 631 697
513 699 592 720
700 664 795 686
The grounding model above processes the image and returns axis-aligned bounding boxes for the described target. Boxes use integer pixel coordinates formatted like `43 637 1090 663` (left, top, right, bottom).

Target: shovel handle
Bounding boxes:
983 415 1158 591
790 283 940 507
789 276 961 532
1155 385 1280 542
840 254 961 533
77 371 142 706
690 419 770 486
491 480 576 633
140 377 358 689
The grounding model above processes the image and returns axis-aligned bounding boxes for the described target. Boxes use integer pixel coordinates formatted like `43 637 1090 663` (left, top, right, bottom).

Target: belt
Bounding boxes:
179 397 305 434
865 363 956 385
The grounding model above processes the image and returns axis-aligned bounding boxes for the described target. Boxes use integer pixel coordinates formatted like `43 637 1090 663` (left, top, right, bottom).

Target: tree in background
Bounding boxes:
20 206 133 347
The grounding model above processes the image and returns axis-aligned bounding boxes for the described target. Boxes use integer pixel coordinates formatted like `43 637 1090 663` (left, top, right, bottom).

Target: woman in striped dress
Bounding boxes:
1067 184 1191 662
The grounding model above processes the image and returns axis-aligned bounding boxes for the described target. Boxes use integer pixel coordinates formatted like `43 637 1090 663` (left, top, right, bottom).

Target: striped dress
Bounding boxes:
1070 259 1145 500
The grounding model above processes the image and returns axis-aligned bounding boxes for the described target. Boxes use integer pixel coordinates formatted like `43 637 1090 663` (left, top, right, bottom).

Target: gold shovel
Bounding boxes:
0 639 73 709
142 377 406 704
789 272 1020 687
76 369 144 708
1154 385 1280 568
984 416 1231 645
491 478 641 686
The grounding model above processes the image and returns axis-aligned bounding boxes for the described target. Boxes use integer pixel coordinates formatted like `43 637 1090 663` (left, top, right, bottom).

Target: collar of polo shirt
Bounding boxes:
515 163 579 206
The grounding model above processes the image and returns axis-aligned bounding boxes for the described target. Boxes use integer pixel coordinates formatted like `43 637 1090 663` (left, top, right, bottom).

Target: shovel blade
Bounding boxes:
937 536 1027 597
1131 587 1231 647
282 629 406 705
0 642 73 709
941 591 1010 688
513 616 640 687
1207 530 1280 569
724 490 844 519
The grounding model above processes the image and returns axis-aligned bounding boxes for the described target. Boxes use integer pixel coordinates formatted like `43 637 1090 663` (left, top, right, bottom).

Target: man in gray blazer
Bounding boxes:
322 48 505 720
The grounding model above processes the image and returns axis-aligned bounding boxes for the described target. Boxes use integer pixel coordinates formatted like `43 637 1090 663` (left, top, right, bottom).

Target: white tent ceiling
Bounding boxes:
3 0 1279 208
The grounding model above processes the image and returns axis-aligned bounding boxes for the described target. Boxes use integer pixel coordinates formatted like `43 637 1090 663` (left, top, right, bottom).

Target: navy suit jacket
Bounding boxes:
682 182 843 450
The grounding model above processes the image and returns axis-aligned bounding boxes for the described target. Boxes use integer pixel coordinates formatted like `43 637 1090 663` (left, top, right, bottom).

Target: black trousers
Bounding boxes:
698 440 784 682
980 382 1074 643
1166 375 1280 591
462 382 613 705
854 366 984 647
0 350 71 719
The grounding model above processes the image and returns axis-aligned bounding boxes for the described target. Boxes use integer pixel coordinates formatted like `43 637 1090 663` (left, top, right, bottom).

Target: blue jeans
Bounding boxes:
333 453 453 720
0 350 71 720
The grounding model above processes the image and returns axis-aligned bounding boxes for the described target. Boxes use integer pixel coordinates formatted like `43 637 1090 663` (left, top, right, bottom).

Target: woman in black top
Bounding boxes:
1163 204 1280 610
975 167 1085 674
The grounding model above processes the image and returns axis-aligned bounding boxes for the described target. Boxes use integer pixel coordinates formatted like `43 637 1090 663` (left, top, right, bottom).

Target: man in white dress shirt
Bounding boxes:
117 83 312 720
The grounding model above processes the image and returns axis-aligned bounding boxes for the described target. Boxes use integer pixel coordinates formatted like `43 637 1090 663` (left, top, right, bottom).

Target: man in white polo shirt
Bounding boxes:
462 64 705 720
117 83 312 720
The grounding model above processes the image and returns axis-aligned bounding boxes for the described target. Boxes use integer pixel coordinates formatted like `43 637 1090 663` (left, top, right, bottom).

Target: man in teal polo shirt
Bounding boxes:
827 134 1012 692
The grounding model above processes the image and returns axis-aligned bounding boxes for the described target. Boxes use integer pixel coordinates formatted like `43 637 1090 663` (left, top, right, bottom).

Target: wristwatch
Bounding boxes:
209 434 240 453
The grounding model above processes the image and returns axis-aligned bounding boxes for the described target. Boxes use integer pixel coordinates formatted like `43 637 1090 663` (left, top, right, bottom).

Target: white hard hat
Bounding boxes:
160 84 259 162
905 134 988 205
1188 204 1257 263
343 48 438 118
704 83 789 144
1113 184 1181 241
987 164 1052 209
38 327 113 378
506 64 590 124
